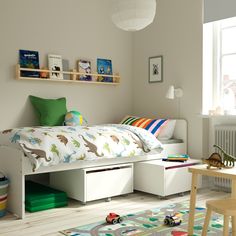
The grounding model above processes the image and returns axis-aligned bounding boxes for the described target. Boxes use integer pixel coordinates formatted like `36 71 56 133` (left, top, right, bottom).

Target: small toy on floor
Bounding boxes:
164 213 182 227
106 213 123 224
171 230 188 236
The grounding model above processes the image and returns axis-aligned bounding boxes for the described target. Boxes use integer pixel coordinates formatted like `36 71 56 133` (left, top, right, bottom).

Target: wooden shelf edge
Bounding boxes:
16 64 120 85
16 64 120 79
17 76 120 85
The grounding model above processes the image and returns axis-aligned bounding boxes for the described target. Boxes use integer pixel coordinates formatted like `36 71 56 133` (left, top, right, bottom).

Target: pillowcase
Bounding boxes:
158 120 176 140
29 95 67 126
121 116 169 137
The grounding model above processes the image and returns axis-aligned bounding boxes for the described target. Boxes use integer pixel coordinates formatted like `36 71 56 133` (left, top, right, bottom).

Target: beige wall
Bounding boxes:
0 0 205 158
133 0 203 157
0 0 133 130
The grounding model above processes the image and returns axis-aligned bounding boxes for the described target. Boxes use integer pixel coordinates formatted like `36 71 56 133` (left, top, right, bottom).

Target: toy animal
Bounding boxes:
214 144 236 167
202 153 227 169
164 213 182 227
106 213 123 224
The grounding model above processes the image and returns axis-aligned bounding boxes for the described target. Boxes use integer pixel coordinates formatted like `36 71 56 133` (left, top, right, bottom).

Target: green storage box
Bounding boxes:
26 201 67 213
25 181 68 212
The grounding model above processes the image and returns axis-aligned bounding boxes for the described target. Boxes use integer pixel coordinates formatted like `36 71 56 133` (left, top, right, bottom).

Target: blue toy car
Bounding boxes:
164 213 182 227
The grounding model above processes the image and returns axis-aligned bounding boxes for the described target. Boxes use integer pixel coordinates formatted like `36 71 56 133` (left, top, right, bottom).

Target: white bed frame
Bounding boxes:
0 119 187 219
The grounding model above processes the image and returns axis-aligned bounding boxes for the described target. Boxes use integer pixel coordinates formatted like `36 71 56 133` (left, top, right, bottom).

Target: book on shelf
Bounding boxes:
62 59 70 80
162 154 190 162
97 58 113 82
77 60 92 81
48 54 63 80
19 49 40 78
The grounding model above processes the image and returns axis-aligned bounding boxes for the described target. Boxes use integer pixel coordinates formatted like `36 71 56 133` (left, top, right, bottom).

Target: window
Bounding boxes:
203 17 236 115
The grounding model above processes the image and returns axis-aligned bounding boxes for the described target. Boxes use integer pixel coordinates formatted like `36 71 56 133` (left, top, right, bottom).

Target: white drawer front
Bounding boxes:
164 167 192 196
86 167 133 201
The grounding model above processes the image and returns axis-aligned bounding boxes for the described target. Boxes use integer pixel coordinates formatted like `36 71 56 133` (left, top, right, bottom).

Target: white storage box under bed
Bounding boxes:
50 163 133 203
134 159 201 197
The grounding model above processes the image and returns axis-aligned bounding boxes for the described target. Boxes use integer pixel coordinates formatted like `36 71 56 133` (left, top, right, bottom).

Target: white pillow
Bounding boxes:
158 120 176 140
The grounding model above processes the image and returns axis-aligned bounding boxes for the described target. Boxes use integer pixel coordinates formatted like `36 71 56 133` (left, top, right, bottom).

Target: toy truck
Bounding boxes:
164 213 182 227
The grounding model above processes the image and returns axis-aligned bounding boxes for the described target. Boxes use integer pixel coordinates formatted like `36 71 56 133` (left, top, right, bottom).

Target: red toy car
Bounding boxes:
106 213 123 224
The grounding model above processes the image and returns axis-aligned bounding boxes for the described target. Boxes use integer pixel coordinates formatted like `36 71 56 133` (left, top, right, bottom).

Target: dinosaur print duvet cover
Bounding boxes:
0 124 163 171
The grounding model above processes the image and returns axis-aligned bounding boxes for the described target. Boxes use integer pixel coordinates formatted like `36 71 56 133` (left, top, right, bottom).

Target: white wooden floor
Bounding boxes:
0 189 229 236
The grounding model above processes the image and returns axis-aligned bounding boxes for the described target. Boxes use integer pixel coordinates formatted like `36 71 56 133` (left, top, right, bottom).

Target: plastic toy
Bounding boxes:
106 213 123 224
64 110 87 126
171 231 188 236
164 213 182 227
203 153 226 169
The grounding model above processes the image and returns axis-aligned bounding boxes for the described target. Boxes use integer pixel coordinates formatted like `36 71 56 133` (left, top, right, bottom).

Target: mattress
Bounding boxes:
159 139 183 144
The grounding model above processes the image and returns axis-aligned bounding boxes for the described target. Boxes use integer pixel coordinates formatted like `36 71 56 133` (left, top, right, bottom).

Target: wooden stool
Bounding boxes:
202 198 236 236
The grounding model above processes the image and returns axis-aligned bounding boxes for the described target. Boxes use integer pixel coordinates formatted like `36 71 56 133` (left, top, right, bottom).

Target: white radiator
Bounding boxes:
214 125 236 190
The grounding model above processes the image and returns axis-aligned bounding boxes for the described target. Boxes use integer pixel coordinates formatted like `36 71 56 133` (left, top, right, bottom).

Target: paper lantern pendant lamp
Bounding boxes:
111 0 157 31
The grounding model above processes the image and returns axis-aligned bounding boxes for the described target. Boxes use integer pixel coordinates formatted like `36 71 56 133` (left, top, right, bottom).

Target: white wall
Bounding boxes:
133 0 203 157
203 1 236 157
1 0 223 160
0 0 133 130
204 0 236 23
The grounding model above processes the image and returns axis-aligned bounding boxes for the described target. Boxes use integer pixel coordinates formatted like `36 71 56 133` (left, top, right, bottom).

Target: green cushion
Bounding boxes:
29 95 67 126
25 181 67 208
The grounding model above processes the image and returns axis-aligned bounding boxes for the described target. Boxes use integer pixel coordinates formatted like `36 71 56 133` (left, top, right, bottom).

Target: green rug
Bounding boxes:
60 201 228 236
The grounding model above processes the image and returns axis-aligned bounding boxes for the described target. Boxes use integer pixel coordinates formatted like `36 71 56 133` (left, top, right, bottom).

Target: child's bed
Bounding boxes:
0 119 187 219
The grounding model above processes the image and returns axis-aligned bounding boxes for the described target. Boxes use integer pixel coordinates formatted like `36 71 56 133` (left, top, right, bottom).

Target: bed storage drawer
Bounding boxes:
134 159 201 197
50 163 133 203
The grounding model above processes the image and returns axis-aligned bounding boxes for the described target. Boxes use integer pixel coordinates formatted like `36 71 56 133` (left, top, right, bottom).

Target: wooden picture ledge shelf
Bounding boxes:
16 64 120 85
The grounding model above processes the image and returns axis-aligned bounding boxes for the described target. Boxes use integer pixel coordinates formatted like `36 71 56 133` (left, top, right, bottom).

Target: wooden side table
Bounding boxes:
188 165 236 235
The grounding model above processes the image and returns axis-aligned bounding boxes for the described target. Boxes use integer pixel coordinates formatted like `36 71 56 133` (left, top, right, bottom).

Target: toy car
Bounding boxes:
164 213 182 227
106 213 123 224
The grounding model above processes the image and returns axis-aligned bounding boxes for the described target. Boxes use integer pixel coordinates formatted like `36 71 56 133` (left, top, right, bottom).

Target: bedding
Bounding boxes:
0 124 163 171
120 116 168 137
120 116 177 140
159 138 183 144
158 120 176 140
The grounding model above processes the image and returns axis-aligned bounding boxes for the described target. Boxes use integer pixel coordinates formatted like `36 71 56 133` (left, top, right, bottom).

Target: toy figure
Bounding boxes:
214 144 236 167
202 152 227 169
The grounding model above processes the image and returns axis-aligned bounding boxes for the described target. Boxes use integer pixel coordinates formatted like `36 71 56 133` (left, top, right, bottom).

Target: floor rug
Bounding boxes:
60 201 228 236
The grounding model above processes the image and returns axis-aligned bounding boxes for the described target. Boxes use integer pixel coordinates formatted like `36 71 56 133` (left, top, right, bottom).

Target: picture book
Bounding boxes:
19 50 40 78
77 60 92 81
62 59 70 80
97 58 113 82
167 154 189 159
48 54 63 80
164 154 190 162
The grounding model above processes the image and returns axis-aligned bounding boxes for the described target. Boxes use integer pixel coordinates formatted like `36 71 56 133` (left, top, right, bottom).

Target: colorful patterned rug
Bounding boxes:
60 201 228 236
